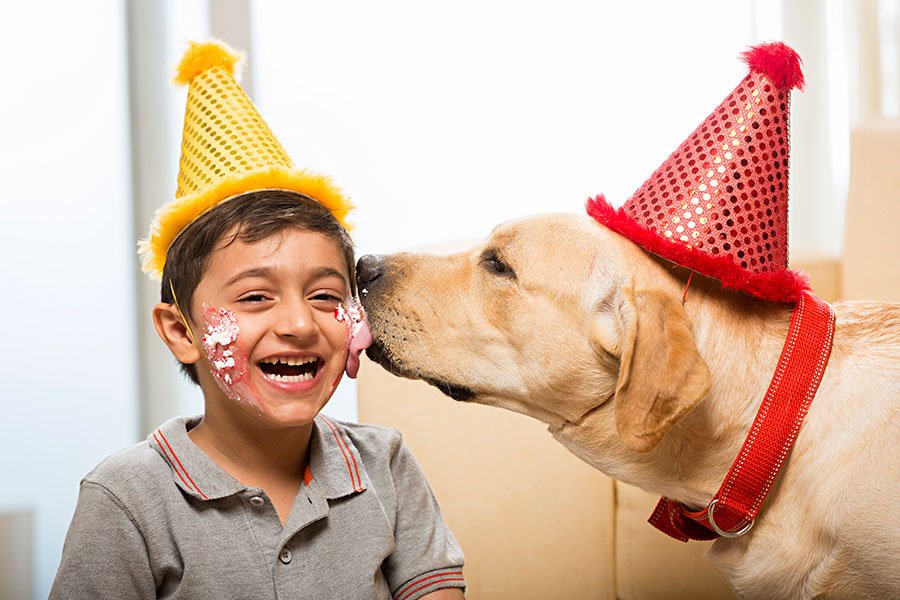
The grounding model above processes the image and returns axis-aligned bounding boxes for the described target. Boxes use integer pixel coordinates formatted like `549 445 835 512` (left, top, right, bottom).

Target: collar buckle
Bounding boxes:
706 498 754 538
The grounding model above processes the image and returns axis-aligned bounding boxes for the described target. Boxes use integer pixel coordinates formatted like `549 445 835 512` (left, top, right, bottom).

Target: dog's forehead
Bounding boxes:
484 215 605 304
487 214 599 255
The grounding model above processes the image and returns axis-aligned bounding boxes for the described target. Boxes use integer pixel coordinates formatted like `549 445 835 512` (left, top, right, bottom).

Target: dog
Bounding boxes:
356 213 900 600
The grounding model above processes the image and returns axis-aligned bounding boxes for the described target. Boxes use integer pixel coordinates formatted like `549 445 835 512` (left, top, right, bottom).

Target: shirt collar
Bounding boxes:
308 415 368 499
148 414 368 502
149 415 242 500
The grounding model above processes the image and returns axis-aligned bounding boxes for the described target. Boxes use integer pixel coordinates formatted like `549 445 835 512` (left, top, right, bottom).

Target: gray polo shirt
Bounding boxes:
50 415 465 599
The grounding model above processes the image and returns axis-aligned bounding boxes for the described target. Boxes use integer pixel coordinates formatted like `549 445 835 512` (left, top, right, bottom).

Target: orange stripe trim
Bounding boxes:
331 417 363 490
394 573 465 600
338 419 363 490
155 429 209 500
153 431 196 495
304 465 313 485
394 571 465 599
320 416 363 492
320 417 357 489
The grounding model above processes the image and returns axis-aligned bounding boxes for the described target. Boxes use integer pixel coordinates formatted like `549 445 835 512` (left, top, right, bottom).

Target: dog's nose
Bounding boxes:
356 254 385 288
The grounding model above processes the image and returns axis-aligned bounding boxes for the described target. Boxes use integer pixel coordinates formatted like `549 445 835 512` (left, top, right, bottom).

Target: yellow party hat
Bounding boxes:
139 39 353 279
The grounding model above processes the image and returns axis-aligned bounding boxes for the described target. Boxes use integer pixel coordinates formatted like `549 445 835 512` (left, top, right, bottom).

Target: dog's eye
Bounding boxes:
489 258 510 273
481 251 515 278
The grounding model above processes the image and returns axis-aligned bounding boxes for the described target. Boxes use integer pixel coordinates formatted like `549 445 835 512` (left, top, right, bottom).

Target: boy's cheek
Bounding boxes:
200 304 252 389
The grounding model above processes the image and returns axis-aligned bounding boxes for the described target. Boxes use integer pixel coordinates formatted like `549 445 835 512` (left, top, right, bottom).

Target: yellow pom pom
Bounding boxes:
173 38 243 86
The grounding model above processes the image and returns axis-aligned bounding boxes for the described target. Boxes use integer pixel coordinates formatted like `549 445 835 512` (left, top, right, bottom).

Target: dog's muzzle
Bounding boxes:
357 254 476 402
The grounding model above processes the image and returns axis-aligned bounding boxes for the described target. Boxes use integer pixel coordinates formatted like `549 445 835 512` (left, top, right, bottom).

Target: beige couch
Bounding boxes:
357 120 899 599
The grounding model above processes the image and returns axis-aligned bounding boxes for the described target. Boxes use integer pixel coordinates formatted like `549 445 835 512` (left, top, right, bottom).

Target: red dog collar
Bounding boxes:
650 291 836 541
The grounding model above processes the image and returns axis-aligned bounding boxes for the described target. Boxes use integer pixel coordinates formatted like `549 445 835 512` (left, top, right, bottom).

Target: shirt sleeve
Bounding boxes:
382 438 466 600
49 480 157 600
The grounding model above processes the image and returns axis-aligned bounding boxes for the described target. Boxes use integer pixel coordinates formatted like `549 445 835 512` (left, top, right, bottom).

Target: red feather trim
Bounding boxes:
740 41 805 91
586 195 810 304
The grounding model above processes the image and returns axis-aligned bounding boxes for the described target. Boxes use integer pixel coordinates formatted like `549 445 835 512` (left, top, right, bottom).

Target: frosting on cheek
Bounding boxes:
334 298 366 342
201 303 256 404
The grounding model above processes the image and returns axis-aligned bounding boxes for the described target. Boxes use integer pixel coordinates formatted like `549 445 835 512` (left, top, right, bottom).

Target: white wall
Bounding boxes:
0 3 136 598
251 2 765 256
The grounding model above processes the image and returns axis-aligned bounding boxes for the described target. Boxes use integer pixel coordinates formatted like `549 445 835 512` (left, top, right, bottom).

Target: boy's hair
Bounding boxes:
160 190 355 385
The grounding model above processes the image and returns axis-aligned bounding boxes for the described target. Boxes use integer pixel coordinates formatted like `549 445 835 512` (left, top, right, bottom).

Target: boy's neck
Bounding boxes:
188 410 313 487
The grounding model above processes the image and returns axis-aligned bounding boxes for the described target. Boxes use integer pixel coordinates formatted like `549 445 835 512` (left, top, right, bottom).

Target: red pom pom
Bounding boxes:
740 42 805 91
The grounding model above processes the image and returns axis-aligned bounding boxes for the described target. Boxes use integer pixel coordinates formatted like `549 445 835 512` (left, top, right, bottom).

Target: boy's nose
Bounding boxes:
356 255 385 289
274 301 319 340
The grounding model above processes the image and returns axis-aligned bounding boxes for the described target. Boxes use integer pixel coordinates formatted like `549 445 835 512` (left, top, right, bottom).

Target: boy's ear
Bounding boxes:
152 303 202 365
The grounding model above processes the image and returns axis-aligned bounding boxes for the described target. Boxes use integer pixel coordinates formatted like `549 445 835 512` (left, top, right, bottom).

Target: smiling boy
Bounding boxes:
49 40 465 599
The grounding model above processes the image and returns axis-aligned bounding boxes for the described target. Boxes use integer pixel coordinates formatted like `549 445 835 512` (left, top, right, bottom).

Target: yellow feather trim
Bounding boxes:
139 166 354 279
174 38 244 86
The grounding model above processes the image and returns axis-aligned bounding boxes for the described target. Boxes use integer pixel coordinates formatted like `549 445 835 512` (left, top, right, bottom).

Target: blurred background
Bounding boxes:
0 1 897 598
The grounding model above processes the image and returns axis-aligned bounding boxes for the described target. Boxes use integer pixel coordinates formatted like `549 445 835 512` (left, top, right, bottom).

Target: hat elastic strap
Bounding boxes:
168 279 204 357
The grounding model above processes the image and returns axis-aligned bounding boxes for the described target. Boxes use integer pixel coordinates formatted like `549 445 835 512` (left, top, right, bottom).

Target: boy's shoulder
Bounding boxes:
318 417 432 502
323 416 403 453
80 416 202 509
82 437 168 493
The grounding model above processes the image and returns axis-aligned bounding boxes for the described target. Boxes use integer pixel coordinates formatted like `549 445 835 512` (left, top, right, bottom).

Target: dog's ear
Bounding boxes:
590 287 711 452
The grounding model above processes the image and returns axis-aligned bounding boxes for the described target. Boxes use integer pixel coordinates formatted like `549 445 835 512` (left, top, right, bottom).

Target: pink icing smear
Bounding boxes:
200 303 260 405
335 297 373 379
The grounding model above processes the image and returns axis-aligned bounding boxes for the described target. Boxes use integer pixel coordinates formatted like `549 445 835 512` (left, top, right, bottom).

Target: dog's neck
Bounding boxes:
670 281 793 505
554 270 794 509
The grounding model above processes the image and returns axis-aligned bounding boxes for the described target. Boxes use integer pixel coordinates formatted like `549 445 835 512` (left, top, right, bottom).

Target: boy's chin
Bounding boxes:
246 400 325 429
249 380 339 424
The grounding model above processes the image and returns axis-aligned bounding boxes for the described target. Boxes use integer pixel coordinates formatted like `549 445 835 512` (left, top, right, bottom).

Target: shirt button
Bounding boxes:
279 548 292 564
249 496 264 507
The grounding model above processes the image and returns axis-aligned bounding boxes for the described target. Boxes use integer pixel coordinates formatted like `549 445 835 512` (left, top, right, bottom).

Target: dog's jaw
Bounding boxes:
365 342 476 402
363 341 399 375
423 378 476 402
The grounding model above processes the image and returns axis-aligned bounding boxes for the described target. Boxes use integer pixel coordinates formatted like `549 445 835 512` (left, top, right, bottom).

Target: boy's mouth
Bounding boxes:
257 356 321 383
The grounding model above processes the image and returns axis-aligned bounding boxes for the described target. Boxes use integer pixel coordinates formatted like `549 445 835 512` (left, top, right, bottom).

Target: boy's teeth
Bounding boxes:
263 372 316 382
258 356 319 383
262 356 317 366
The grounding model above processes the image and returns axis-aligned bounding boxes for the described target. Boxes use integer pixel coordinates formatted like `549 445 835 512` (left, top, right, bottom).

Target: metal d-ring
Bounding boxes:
707 498 755 538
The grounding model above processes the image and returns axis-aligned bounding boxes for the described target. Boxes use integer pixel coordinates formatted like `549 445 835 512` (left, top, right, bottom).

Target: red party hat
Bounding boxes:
588 42 810 303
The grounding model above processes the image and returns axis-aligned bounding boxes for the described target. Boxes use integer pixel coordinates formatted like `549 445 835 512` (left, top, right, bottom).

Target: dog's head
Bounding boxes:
358 214 710 452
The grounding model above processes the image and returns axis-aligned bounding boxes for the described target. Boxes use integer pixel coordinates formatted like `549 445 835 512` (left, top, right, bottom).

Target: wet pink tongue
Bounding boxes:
345 318 373 379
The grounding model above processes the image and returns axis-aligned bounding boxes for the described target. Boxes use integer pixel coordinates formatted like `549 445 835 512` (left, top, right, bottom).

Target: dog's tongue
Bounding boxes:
345 318 373 379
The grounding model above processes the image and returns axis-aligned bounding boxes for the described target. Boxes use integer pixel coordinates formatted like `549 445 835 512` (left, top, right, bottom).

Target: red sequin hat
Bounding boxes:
587 42 809 303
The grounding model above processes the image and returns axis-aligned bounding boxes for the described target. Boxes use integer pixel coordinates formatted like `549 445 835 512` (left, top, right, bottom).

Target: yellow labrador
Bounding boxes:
357 214 900 600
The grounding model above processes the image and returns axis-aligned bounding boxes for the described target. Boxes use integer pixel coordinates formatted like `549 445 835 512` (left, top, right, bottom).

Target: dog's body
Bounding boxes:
357 214 900 600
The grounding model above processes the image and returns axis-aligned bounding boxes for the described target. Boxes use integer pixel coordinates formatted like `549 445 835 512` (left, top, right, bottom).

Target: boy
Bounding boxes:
50 40 465 599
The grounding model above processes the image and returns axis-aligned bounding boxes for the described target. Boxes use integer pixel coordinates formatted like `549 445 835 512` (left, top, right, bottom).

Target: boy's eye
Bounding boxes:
239 294 269 303
311 292 343 303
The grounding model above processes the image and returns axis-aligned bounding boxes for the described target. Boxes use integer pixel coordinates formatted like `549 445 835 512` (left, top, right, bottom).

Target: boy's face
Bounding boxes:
187 227 352 427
